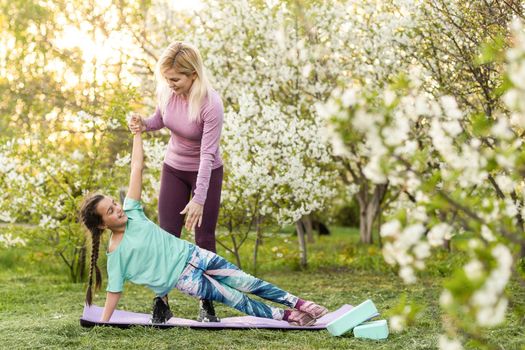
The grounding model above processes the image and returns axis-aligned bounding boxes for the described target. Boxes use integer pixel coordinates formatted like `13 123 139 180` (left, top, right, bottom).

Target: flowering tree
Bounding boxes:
408 0 524 115
312 0 420 243
173 0 343 266
0 0 160 280
322 19 525 349
0 104 133 281
220 91 336 268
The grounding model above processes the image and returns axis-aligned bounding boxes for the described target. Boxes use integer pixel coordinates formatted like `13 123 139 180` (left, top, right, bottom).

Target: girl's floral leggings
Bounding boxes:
175 245 299 320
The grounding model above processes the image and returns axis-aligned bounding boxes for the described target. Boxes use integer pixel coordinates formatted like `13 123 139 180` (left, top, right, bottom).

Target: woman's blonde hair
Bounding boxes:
155 41 212 122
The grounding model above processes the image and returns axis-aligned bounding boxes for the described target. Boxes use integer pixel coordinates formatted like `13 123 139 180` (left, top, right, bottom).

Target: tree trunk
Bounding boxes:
70 238 87 283
356 182 389 244
252 215 262 274
230 234 242 269
303 215 315 243
360 203 374 244
68 250 76 282
78 241 87 281
377 206 383 248
443 238 451 252
296 219 307 268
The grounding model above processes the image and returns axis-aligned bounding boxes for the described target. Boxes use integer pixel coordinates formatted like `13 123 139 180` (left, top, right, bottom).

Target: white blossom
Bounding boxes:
0 211 15 223
115 153 131 167
470 245 512 327
463 259 484 280
440 96 462 120
399 266 417 284
480 225 496 242
413 241 430 260
0 233 27 248
491 117 513 140
381 220 402 237
494 174 514 194
389 315 405 332
427 223 452 247
439 290 453 307
439 335 464 350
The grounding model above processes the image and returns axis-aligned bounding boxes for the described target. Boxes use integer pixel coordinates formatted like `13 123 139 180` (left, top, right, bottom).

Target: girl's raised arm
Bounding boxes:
126 129 144 201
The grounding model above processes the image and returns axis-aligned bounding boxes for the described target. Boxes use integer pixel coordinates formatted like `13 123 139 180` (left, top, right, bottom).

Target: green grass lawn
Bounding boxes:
0 227 523 349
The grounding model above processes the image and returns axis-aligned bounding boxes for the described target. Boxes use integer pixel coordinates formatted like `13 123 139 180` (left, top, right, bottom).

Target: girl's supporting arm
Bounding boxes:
101 292 121 322
126 130 144 201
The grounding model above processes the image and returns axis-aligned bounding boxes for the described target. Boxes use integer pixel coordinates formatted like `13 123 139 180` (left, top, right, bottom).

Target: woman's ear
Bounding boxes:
192 72 197 81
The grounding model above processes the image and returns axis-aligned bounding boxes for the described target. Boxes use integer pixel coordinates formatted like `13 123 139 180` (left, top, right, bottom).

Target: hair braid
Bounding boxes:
85 229 102 305
79 194 105 306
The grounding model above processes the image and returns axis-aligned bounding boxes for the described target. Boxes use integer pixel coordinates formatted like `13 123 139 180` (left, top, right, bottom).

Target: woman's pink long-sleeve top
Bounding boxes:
143 90 224 205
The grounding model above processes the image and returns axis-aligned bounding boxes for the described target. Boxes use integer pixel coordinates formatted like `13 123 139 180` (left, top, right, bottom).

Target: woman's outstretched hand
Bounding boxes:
129 113 146 134
180 200 203 232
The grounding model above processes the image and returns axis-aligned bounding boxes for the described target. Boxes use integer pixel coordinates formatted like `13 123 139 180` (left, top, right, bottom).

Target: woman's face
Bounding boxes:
164 68 196 97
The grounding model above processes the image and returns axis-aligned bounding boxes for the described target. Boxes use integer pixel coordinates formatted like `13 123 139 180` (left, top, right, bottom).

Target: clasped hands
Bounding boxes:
127 113 203 232
128 113 146 134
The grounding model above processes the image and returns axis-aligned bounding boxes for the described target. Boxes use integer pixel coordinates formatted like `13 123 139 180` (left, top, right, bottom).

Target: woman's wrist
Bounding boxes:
191 198 204 206
140 117 148 132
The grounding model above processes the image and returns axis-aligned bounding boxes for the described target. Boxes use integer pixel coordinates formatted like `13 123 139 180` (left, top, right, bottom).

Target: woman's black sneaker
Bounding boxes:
197 299 220 322
151 296 173 324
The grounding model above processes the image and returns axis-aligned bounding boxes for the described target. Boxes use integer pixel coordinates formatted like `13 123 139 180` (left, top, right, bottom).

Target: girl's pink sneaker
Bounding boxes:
297 301 328 319
286 310 316 326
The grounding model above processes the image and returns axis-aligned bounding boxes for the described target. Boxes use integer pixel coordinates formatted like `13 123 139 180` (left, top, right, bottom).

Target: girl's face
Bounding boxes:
96 196 128 230
164 68 196 97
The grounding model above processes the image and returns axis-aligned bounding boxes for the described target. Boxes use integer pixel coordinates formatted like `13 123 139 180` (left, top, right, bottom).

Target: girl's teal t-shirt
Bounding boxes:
106 197 192 296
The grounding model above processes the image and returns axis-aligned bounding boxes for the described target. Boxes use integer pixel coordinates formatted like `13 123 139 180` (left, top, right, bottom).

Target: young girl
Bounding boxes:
80 131 328 326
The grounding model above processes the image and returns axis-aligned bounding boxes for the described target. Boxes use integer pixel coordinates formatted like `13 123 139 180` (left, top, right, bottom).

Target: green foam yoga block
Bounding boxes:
353 319 389 340
326 299 378 336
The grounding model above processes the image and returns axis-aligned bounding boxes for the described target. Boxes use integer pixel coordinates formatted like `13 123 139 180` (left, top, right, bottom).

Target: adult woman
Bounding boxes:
129 41 223 322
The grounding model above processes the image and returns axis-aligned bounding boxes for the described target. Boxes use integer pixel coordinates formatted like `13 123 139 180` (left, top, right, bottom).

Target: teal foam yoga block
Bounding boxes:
326 299 378 336
353 319 389 340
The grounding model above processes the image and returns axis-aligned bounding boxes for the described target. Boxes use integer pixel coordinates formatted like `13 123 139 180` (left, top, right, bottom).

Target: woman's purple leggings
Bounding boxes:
158 163 223 253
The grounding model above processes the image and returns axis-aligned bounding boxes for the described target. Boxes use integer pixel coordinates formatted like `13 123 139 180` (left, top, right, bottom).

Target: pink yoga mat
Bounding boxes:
80 304 360 330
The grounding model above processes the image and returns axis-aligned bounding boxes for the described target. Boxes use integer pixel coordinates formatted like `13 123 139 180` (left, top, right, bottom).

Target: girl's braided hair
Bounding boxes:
79 194 105 305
